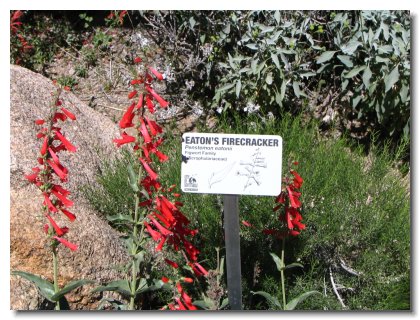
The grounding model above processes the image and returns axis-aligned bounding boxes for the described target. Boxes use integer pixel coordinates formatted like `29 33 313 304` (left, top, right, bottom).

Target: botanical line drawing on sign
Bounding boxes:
208 162 236 188
236 148 267 190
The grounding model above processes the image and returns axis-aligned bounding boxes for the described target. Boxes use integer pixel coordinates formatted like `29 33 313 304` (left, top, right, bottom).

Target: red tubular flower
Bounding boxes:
242 220 253 227
47 159 67 181
128 90 138 99
146 87 169 108
144 221 162 241
286 185 301 209
61 107 76 121
165 259 179 269
149 216 172 236
53 236 78 251
54 130 76 153
192 262 208 276
48 147 60 165
139 118 152 143
46 214 67 236
146 95 155 113
113 132 136 147
40 136 48 156
51 188 74 208
53 112 67 122
149 67 164 81
139 158 158 180
161 276 170 283
60 208 76 222
155 150 168 162
134 57 142 64
119 103 135 128
291 170 303 189
43 193 58 213
52 184 70 197
25 167 40 183
136 93 144 109
35 119 45 125
156 237 166 251
144 117 162 136
182 277 194 283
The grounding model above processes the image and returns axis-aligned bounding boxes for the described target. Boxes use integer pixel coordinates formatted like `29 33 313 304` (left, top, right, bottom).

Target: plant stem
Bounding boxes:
280 238 286 310
129 165 143 310
52 246 60 310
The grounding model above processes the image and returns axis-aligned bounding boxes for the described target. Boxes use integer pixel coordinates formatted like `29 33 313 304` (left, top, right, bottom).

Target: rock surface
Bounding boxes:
10 65 129 310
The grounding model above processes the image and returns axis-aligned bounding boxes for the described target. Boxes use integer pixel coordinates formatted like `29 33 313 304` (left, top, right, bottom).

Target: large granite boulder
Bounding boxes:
10 65 129 310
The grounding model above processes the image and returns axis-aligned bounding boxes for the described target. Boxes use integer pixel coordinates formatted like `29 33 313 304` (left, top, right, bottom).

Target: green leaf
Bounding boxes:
271 53 280 70
269 252 283 272
384 66 399 93
381 21 390 41
136 279 164 295
316 51 336 64
400 83 409 103
217 83 235 92
337 55 353 68
341 40 362 55
362 66 372 88
189 17 196 29
220 297 229 309
284 262 304 270
193 300 211 310
246 43 258 50
266 73 273 85
50 279 93 302
285 291 321 310
223 23 231 35
280 80 287 102
11 271 54 301
107 213 134 223
236 79 241 98
92 279 131 297
251 291 282 309
292 81 301 98
274 11 280 24
300 72 316 78
127 164 138 192
344 66 366 78
251 59 258 74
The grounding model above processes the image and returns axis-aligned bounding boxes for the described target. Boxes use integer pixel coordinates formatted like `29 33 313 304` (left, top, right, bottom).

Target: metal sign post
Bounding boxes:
223 194 242 310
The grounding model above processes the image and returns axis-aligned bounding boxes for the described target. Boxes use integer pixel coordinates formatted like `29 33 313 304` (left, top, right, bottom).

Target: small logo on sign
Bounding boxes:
184 175 198 191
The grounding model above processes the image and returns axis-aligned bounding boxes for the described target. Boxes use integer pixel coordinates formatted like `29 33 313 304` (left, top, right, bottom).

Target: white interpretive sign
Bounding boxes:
181 133 282 196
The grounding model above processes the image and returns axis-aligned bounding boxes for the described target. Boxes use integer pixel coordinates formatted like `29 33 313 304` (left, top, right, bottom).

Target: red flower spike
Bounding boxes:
164 259 179 269
61 107 76 121
53 236 78 251
119 103 135 128
139 158 158 180
146 87 169 108
128 90 138 99
149 67 164 81
54 131 76 152
113 132 136 147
